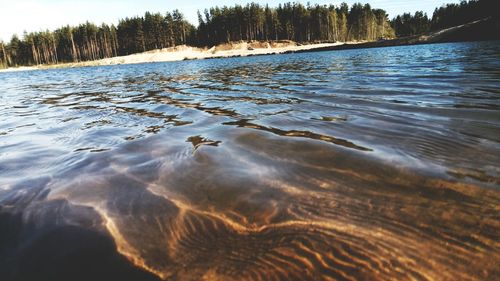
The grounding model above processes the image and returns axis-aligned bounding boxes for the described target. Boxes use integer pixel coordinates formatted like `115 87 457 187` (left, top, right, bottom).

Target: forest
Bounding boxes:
0 0 495 68
195 2 393 46
391 0 495 37
0 10 195 68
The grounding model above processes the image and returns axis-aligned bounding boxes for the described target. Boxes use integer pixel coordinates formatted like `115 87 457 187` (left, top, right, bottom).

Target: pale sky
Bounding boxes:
0 0 460 42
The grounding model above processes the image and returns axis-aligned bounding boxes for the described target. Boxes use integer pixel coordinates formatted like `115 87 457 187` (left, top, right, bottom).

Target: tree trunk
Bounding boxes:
1 43 7 66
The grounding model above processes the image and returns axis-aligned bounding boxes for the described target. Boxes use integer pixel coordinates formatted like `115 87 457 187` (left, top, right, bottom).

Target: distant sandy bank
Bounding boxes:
289 17 500 54
0 41 348 73
2 17 498 74
0 66 38 73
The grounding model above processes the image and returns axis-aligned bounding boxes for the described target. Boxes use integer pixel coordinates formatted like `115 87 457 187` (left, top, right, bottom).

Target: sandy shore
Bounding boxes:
2 17 497 74
0 66 38 73
0 41 345 73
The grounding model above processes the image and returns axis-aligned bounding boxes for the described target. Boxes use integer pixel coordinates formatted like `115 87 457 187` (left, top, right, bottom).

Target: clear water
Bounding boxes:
1 41 499 280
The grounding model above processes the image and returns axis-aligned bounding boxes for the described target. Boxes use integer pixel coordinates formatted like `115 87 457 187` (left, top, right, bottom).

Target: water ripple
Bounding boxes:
0 41 499 280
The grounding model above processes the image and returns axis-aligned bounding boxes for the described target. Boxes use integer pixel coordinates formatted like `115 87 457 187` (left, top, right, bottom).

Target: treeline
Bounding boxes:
391 0 495 37
0 0 495 68
0 2 396 68
117 11 195 55
0 10 194 68
196 2 393 46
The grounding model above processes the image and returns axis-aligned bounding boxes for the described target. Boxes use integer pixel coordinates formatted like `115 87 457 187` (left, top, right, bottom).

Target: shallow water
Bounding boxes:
1 41 499 281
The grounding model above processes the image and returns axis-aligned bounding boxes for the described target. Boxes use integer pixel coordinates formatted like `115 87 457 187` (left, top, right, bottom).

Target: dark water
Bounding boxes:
1 41 499 281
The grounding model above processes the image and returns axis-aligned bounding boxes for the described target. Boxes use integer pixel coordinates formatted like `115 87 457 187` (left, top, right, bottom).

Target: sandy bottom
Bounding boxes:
0 41 345 73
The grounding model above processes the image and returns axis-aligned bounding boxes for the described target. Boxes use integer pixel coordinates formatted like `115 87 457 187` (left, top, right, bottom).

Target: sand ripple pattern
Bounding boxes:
34 130 497 281
0 41 499 280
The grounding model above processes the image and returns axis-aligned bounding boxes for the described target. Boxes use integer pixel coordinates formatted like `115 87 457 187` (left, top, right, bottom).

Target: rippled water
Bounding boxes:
1 41 499 281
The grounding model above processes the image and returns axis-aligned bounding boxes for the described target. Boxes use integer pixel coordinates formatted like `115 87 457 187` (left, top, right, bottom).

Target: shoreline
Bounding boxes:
0 41 349 73
288 17 500 54
1 17 497 74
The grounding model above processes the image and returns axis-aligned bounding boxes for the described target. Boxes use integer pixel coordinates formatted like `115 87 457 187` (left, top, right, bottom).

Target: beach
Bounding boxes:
0 41 346 73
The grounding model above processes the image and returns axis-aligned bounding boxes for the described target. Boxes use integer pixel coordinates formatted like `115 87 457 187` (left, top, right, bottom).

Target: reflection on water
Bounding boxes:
1 41 499 280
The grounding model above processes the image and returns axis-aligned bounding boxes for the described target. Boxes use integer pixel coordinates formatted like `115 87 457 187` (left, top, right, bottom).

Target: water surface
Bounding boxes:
1 41 499 281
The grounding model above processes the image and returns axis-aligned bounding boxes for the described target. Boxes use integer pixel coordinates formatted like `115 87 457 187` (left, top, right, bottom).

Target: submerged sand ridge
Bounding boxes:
34 128 500 280
0 41 499 281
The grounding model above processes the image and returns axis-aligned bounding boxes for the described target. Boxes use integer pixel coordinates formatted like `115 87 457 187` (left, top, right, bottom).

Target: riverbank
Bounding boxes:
0 41 346 73
2 17 497 74
289 17 500 54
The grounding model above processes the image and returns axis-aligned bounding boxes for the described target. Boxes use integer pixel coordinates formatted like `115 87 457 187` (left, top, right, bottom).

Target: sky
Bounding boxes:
0 0 461 42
